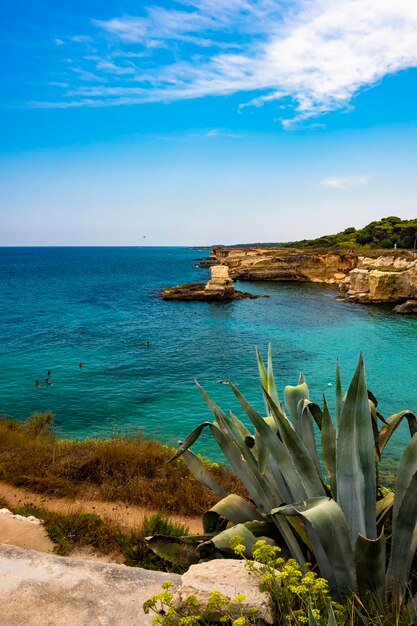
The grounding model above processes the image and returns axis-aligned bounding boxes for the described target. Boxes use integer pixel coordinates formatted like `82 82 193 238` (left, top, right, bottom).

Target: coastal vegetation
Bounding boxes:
283 216 417 250
220 216 417 250
145 347 417 623
0 412 244 516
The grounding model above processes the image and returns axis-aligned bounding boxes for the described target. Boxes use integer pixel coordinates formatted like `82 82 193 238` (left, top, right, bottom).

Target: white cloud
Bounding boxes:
320 176 369 190
39 1 417 125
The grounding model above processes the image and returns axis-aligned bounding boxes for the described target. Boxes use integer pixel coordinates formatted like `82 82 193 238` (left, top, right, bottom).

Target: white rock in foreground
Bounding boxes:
176 559 274 624
0 544 181 626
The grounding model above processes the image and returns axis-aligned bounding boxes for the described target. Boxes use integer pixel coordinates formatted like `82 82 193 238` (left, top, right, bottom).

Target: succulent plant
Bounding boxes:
148 347 417 603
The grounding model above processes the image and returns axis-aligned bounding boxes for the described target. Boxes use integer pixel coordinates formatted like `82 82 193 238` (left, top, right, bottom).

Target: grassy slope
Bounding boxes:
0 412 245 517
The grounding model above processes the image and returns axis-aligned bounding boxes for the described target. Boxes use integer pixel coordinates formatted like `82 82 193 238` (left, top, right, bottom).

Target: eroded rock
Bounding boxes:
175 559 274 624
162 265 262 301
393 300 417 314
0 544 181 626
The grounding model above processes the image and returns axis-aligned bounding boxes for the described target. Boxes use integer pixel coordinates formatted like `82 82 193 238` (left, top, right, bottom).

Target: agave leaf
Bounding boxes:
335 361 343 429
229 382 313 502
327 605 337 626
308 605 319 626
321 395 337 498
200 523 260 559
256 345 281 411
146 535 201 568
229 410 251 439
379 411 417 456
387 434 417 594
336 355 376 543
284 382 309 434
169 420 274 515
274 497 356 600
308 402 323 430
369 400 381 461
299 400 321 474
209 424 277 512
203 494 263 534
168 422 212 462
254 416 273 474
259 388 326 499
181 449 228 500
355 531 386 600
376 491 394 525
195 383 283 509
243 520 280 538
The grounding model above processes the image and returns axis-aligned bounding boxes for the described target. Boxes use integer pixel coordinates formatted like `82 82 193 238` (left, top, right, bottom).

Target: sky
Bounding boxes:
1 0 417 246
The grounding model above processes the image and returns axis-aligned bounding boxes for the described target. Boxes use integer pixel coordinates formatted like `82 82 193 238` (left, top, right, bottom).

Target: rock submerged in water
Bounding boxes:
393 300 417 314
162 265 264 301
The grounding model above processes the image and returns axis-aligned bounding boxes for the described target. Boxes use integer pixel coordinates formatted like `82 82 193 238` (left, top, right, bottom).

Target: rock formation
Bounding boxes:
206 247 417 312
0 544 181 626
162 265 262 301
342 255 417 305
0 547 273 625
393 300 417 314
208 246 357 284
176 559 273 624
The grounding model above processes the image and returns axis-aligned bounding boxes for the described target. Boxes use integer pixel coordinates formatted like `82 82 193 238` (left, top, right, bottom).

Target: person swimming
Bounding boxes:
45 377 52 385
47 370 51 377
79 362 84 368
218 381 229 385
35 380 41 388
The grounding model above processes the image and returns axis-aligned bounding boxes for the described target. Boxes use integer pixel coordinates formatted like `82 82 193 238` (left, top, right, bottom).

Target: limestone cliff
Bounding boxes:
343 255 417 304
209 247 357 284
207 247 417 311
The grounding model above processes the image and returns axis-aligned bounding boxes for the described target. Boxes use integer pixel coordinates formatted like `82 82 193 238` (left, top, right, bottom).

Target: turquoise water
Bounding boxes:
0 246 416 464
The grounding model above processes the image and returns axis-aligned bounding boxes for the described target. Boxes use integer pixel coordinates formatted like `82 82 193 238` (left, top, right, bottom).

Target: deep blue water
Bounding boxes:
0 246 416 464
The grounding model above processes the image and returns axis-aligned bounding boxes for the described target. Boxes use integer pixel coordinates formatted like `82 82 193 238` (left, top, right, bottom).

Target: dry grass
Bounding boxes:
0 413 246 517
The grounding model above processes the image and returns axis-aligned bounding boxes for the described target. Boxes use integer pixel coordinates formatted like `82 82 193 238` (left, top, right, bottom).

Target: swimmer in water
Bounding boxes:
218 381 229 385
45 377 52 385
47 370 51 377
35 380 41 388
79 362 84 368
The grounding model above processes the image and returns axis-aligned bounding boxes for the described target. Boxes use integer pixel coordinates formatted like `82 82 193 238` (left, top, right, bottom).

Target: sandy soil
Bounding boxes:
0 480 203 534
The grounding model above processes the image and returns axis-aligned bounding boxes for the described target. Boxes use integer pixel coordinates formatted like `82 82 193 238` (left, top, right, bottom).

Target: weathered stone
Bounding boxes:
0 544 181 626
208 246 417 310
175 559 274 624
345 266 417 304
393 300 417 314
162 265 263 301
211 247 357 283
0 508 54 553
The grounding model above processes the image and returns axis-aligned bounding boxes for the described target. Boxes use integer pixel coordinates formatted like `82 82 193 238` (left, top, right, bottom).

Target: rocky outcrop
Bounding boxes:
343 256 417 304
176 559 273 624
0 544 181 626
393 300 417 314
0 546 275 626
162 265 262 301
209 247 357 284
207 247 417 311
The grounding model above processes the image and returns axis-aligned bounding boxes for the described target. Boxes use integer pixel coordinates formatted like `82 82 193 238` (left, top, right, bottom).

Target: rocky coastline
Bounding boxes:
200 247 417 313
162 264 263 301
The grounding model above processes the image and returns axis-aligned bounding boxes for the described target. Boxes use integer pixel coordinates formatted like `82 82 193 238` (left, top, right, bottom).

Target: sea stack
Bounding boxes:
161 265 262 301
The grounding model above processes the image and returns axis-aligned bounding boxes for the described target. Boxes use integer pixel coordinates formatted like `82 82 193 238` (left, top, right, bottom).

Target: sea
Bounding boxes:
0 246 416 466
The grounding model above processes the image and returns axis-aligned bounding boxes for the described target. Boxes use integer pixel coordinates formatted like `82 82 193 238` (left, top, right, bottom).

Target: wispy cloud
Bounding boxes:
320 176 370 190
38 0 417 126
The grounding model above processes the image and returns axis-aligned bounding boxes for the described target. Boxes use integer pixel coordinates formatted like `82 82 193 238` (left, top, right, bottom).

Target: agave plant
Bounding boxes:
148 347 417 603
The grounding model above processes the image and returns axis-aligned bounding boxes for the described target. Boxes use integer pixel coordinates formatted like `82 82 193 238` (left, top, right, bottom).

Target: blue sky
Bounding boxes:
1 0 417 245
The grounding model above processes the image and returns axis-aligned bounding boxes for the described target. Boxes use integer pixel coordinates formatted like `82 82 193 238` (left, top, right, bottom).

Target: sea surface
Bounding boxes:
0 246 416 466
